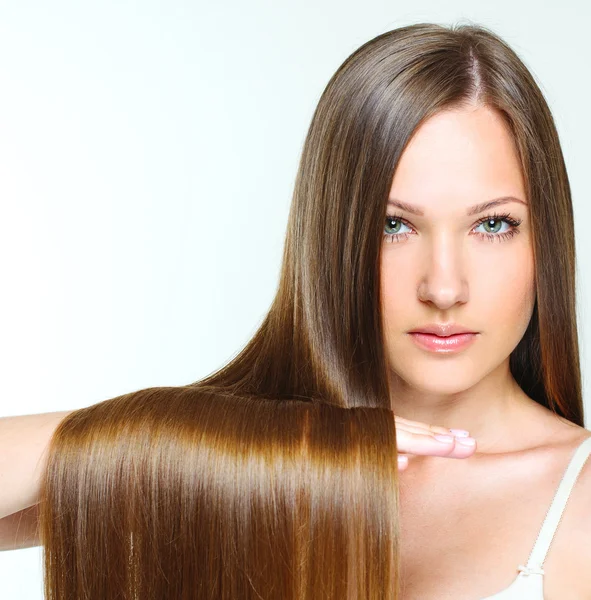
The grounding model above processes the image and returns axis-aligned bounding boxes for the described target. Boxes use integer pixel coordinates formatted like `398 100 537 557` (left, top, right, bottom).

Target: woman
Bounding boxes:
382 79 591 599
3 21 589 599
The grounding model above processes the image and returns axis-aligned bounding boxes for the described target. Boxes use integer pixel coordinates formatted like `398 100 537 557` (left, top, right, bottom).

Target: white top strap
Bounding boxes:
524 434 591 571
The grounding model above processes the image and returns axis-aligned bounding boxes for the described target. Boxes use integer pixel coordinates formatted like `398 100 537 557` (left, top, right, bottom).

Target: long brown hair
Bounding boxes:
38 21 583 599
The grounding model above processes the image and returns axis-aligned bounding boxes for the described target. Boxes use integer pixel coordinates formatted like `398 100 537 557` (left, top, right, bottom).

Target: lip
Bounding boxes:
408 323 477 337
408 332 478 353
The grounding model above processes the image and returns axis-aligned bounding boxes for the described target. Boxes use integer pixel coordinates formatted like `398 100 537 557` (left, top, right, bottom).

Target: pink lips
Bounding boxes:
408 332 478 353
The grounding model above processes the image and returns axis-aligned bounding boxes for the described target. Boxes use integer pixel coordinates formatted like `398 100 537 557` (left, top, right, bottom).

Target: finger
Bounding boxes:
396 429 476 458
396 421 454 437
394 416 463 437
396 422 474 453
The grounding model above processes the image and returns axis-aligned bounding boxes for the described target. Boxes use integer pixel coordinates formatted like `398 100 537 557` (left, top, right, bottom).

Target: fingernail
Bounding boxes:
434 434 454 443
398 455 408 467
456 436 476 446
449 429 470 437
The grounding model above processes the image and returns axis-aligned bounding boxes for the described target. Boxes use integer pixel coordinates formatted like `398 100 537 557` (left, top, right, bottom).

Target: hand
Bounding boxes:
395 416 476 470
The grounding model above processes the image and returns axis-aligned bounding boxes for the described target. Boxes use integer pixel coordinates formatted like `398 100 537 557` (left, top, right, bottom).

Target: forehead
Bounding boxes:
389 106 526 215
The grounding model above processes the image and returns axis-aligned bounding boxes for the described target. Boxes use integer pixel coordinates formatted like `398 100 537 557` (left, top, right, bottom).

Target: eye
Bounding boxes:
472 213 523 243
382 212 523 244
383 215 413 243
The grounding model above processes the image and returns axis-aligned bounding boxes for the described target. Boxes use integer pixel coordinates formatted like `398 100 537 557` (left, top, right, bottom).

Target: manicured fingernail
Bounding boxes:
434 434 454 443
456 437 476 446
449 429 470 437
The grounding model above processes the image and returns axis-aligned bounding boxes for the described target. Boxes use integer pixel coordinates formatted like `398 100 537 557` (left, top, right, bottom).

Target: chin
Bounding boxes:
389 361 484 395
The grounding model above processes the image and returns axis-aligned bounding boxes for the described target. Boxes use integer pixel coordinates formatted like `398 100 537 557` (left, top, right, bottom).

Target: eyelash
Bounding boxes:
383 211 523 244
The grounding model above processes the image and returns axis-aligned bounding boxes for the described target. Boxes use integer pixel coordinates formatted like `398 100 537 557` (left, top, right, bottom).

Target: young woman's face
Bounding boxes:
380 105 535 395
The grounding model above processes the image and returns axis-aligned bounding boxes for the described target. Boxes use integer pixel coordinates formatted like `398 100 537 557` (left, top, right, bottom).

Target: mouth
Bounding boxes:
407 332 479 353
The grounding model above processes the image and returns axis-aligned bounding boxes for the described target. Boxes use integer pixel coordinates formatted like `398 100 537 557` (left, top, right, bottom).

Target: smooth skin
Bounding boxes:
382 103 591 598
382 103 580 461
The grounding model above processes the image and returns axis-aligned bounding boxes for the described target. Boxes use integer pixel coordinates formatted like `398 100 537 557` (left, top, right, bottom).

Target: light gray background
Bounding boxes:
0 1 589 597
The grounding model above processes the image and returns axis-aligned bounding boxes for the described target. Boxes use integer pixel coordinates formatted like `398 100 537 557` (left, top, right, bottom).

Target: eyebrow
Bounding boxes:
387 196 528 217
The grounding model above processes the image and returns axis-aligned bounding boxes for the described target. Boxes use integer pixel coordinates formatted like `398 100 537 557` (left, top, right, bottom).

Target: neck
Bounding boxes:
388 360 552 454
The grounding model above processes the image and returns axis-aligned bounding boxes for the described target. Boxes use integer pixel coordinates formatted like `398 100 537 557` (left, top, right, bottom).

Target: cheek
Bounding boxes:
380 251 417 331
473 246 536 335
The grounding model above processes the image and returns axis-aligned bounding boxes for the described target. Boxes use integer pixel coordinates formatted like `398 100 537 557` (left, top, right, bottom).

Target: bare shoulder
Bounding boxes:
543 425 591 599
561 425 591 527
552 422 591 483
545 420 591 497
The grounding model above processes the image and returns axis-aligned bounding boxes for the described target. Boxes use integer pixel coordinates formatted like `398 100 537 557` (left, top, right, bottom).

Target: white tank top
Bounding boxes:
479 434 591 599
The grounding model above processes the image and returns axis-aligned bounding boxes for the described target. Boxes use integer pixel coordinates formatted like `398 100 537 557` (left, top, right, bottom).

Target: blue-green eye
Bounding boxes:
384 216 412 240
383 212 523 244
478 218 504 234
470 212 523 242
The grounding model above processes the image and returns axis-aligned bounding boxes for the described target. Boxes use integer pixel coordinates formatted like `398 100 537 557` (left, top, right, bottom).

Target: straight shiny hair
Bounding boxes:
38 21 583 599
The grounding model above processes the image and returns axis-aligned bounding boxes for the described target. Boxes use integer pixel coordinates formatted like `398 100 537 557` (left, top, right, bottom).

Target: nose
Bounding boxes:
416 233 469 310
